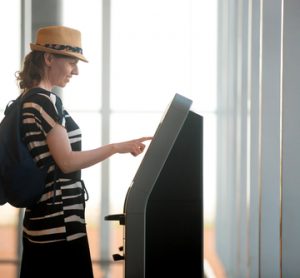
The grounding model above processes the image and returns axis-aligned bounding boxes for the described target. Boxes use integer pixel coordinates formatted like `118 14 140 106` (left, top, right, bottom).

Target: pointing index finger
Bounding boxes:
139 136 153 142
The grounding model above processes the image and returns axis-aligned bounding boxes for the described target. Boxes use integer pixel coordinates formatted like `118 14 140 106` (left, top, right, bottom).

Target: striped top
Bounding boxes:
21 88 87 244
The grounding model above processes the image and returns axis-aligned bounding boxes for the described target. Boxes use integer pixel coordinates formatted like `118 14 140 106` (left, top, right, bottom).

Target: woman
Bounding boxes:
17 25 151 278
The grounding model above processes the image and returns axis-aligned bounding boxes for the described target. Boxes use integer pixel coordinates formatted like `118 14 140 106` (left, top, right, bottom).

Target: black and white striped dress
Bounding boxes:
19 88 93 278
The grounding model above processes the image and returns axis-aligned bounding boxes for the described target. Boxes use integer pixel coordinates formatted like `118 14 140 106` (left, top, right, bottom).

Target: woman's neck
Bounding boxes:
35 80 53 91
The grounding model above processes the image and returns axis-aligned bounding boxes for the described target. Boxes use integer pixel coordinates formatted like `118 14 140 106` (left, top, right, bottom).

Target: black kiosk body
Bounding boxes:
105 94 203 278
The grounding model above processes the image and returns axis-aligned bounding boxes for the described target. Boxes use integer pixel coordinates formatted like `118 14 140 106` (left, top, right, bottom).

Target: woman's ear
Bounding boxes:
44 52 54 67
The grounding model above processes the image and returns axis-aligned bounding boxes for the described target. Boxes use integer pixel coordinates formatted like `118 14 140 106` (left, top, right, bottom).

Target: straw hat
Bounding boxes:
30 26 88 62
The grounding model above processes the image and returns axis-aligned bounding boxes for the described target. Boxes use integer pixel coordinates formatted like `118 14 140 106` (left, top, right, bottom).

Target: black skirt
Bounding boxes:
20 236 94 278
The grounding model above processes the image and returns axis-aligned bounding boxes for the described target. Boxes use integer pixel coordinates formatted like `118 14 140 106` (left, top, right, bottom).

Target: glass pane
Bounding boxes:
202 112 217 224
62 0 102 111
0 2 21 276
0 205 20 276
110 0 217 112
109 112 160 213
0 2 21 109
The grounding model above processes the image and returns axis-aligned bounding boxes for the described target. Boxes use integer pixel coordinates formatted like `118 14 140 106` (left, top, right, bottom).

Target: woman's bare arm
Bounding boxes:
46 124 152 174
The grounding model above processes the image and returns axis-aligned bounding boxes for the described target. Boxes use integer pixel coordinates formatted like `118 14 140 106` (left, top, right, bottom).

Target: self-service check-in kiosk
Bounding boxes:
105 94 203 278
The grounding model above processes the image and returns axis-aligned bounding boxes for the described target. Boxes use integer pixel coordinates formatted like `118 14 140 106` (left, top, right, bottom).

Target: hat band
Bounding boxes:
38 43 83 55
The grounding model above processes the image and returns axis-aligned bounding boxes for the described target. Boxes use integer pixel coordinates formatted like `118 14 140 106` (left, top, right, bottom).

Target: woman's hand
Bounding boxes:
112 136 153 156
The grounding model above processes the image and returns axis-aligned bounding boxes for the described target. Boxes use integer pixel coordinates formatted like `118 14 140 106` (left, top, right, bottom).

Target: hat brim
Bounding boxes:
30 43 88 63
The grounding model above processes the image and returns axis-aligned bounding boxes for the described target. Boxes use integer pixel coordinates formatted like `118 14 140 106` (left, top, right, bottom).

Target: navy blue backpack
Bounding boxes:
0 89 49 208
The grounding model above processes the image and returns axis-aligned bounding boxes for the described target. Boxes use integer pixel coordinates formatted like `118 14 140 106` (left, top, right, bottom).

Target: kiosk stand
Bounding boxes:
105 94 203 278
